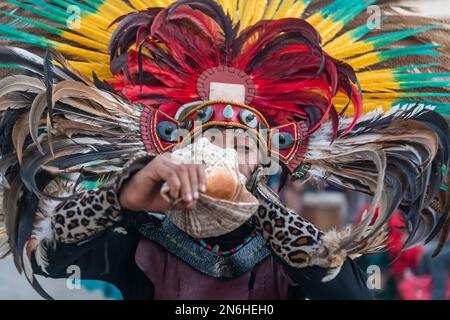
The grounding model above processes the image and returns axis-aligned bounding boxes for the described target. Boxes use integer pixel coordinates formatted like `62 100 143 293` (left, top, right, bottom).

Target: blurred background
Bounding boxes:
0 256 121 300
277 178 450 301
0 0 449 301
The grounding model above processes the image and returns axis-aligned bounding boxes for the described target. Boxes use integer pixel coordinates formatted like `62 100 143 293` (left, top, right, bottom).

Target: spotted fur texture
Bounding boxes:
250 177 358 282
251 181 324 268
52 189 122 244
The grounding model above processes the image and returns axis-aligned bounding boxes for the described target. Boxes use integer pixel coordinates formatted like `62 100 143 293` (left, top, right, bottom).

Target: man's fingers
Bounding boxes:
197 164 207 193
175 164 193 204
188 165 199 200
150 155 205 207
161 167 181 200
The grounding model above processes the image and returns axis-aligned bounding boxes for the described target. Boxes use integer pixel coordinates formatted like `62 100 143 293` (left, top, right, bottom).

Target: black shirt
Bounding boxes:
31 214 374 300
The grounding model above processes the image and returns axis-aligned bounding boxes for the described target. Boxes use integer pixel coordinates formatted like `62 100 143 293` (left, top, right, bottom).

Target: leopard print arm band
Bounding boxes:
52 155 154 244
247 168 358 282
250 180 352 282
52 188 122 243
251 181 326 269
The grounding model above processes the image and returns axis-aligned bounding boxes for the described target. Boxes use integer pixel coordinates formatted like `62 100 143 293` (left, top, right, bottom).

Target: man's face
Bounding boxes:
202 127 261 179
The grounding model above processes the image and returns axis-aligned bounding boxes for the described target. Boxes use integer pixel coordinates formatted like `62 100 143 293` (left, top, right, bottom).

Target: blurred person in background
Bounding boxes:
410 239 450 300
300 192 347 232
356 207 424 300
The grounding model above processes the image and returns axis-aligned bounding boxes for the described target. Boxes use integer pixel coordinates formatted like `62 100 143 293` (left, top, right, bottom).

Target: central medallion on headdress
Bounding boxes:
197 66 256 105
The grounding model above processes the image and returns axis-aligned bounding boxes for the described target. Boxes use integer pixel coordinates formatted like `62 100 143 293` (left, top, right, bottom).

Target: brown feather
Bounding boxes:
12 111 29 164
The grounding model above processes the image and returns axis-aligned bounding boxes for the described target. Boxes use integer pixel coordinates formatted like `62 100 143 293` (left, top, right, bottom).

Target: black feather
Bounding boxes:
43 49 54 128
0 108 27 155
0 47 72 81
169 0 235 49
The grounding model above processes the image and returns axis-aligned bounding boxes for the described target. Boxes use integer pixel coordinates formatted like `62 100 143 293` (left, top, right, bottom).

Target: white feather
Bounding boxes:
28 179 77 272
390 0 450 18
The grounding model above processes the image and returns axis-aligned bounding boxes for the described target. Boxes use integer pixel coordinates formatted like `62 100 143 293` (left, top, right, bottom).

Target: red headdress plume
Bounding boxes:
108 0 363 141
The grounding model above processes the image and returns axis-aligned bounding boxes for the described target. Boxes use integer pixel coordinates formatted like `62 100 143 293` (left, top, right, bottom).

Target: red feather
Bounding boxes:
108 0 363 140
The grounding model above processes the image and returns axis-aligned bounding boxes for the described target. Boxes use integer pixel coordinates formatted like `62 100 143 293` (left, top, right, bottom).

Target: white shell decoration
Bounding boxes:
161 138 259 238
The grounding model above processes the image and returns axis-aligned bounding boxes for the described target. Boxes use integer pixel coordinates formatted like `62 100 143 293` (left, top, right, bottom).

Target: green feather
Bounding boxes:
3 0 67 25
0 9 63 35
0 26 51 47
49 0 96 14
0 63 24 70
368 26 440 48
379 44 441 61
394 63 440 72
399 81 450 89
393 100 450 115
21 0 70 18
396 73 450 81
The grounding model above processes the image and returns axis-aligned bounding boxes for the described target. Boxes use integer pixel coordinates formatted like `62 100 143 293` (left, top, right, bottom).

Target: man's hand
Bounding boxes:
119 154 206 212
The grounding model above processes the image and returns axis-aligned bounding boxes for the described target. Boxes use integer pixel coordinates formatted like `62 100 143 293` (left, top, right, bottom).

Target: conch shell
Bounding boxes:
161 138 259 238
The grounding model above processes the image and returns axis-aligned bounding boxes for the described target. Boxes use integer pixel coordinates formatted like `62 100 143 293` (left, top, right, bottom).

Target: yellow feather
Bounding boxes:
323 33 354 52
333 99 391 114
138 0 174 9
362 92 406 99
333 90 398 114
346 52 382 70
240 0 258 30
357 70 395 82
327 42 375 60
249 0 267 26
77 11 112 31
65 19 112 44
60 31 108 52
52 42 110 62
336 104 391 113
263 0 282 20
129 0 148 10
324 22 345 44
217 0 231 13
103 0 136 15
160 0 175 6
224 0 238 23
87 4 126 23
285 1 306 18
273 0 296 20
238 0 246 26
68 61 113 80
313 18 343 44
360 82 401 91
81 11 125 35
306 12 324 28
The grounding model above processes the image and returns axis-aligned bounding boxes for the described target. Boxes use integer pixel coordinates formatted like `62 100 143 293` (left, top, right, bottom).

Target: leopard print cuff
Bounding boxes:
52 154 154 244
251 181 325 269
52 189 122 243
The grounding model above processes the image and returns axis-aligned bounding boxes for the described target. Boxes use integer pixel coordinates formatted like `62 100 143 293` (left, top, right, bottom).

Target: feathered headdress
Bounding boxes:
0 0 449 298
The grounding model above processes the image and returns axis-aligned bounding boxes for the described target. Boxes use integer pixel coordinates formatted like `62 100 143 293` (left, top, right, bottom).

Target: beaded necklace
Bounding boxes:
195 232 257 257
